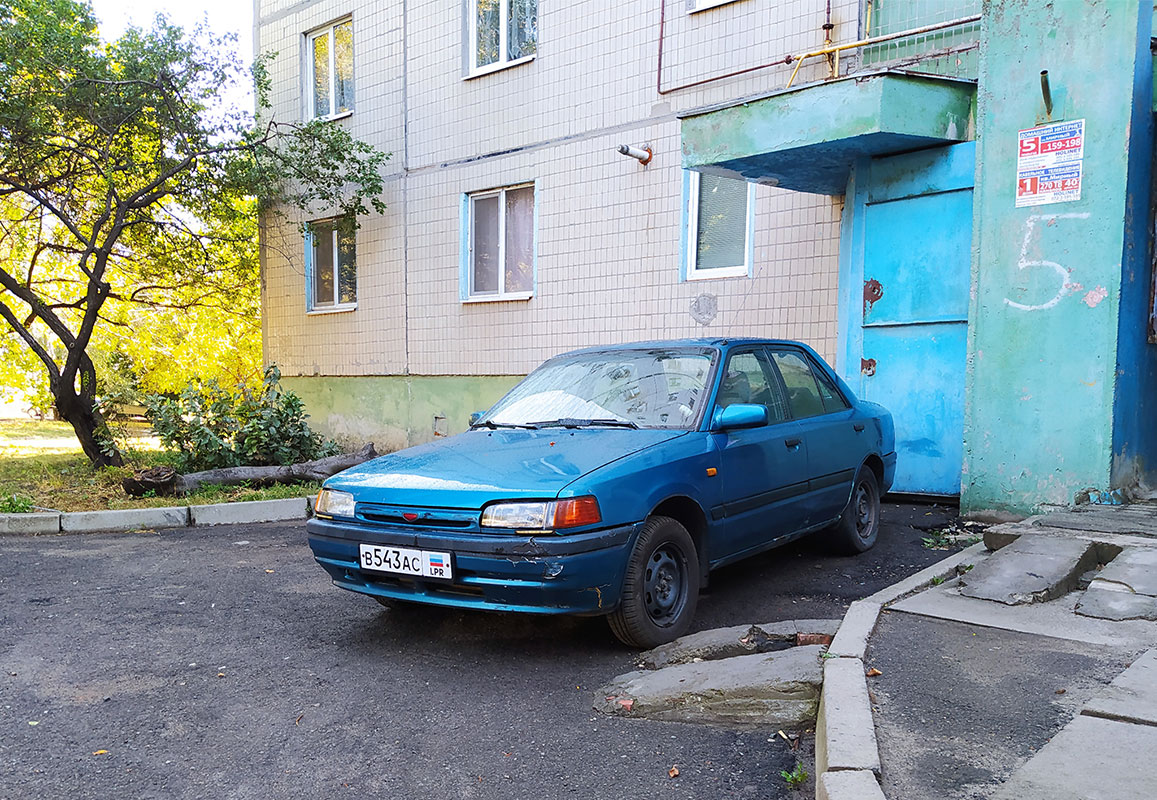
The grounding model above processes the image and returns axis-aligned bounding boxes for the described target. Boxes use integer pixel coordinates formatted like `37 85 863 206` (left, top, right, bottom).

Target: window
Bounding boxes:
464 184 535 301
307 219 356 311
470 0 536 74
308 19 353 119
685 171 755 280
770 349 844 419
717 350 789 422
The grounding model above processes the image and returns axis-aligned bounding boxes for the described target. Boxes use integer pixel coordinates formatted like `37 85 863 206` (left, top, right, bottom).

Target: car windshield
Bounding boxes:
480 348 717 430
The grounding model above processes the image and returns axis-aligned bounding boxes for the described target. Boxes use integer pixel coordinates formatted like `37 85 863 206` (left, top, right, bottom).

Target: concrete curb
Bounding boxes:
817 769 886 800
814 541 989 800
0 512 61 535
0 496 315 535
189 497 311 526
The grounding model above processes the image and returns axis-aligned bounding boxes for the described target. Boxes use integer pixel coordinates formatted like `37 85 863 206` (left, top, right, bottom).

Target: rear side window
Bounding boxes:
717 350 789 422
814 366 851 413
770 350 828 419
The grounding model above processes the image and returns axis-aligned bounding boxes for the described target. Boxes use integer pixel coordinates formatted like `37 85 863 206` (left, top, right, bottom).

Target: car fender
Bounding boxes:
558 432 721 530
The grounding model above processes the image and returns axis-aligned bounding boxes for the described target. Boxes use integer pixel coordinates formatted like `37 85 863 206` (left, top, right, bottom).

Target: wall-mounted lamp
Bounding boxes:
617 144 653 165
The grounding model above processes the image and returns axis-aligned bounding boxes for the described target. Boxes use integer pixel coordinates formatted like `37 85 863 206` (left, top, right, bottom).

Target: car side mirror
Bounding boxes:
711 403 769 432
468 411 483 426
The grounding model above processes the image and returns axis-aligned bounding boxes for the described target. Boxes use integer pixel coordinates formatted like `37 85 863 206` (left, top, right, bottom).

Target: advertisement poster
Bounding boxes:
1016 119 1084 207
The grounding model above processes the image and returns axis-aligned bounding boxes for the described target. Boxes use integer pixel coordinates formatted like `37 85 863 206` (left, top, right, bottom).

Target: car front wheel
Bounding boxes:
608 515 699 649
829 466 881 554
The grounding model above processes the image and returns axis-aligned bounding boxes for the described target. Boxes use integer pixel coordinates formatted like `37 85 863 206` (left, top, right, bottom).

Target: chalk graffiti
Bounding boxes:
1003 212 1091 311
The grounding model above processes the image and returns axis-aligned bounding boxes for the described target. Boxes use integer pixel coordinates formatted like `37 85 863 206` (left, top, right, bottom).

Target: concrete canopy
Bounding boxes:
680 72 976 195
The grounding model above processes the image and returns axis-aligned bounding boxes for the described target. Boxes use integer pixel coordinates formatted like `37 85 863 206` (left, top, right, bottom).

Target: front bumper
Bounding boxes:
306 517 642 615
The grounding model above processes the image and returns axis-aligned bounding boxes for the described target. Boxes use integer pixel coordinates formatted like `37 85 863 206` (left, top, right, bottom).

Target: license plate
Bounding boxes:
358 544 453 580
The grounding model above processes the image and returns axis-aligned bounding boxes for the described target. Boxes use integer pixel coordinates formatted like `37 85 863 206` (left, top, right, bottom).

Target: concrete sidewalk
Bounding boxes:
824 502 1157 800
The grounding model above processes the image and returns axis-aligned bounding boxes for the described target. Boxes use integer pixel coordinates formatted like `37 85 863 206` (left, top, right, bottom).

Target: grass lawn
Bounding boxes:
0 419 320 512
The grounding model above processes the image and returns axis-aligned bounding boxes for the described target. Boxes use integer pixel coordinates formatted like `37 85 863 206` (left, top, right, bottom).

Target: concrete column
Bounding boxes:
962 0 1155 515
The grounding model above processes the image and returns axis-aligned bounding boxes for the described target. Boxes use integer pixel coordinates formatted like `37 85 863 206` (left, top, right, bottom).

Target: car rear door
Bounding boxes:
708 347 809 563
768 347 871 526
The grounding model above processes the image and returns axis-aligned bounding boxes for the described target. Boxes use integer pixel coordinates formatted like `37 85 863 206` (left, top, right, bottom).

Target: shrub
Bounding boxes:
145 366 338 472
0 494 34 513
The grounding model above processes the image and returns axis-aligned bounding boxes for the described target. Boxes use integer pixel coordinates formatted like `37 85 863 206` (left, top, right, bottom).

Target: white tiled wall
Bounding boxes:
258 0 853 378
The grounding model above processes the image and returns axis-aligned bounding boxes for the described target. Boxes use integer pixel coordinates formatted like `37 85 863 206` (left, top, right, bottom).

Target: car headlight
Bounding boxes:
315 488 356 518
481 496 601 531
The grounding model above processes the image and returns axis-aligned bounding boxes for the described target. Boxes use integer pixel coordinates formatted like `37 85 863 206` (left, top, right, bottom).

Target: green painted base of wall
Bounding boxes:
282 374 522 453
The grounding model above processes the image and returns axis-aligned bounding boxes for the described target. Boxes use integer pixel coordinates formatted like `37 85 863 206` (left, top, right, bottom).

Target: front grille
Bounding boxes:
355 503 478 530
360 511 474 528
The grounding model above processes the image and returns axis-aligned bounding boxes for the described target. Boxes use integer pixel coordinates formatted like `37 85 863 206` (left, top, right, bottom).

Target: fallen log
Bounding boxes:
122 443 380 497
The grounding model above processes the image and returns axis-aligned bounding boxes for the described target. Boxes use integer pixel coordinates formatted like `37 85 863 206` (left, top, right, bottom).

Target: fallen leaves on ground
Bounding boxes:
866 667 883 677
668 766 679 779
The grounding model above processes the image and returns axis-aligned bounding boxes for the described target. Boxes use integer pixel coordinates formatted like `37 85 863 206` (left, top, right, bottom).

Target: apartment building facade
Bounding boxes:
256 0 1157 515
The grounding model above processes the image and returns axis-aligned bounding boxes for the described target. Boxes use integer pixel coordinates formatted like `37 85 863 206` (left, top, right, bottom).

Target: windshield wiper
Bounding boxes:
472 420 539 430
529 418 640 429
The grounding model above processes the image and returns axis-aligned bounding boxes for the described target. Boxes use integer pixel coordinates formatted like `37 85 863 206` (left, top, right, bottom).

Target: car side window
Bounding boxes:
814 365 851 413
769 349 828 419
717 351 789 422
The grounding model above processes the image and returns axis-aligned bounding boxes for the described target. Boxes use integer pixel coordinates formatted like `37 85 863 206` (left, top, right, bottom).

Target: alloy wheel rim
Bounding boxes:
643 545 686 625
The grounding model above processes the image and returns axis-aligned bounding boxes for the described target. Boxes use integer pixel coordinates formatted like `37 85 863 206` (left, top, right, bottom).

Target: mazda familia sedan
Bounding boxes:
308 339 895 647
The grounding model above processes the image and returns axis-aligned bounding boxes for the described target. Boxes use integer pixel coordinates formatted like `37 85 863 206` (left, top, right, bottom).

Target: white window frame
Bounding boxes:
688 0 747 14
463 183 536 303
685 171 756 281
306 219 357 314
466 0 536 78
306 18 354 121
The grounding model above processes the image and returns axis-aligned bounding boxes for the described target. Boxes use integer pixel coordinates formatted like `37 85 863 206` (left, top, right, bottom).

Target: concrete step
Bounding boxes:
594 644 823 728
1029 504 1157 538
958 534 1099 605
1076 546 1157 621
638 618 839 670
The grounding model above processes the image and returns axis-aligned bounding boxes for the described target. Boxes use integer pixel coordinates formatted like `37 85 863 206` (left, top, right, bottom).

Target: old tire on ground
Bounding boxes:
608 515 700 649
829 466 881 554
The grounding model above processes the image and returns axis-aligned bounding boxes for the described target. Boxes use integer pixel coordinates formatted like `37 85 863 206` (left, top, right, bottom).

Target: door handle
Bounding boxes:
853 423 865 432
784 438 802 448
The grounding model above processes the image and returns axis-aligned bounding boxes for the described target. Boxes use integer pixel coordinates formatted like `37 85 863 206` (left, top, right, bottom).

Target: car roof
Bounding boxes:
559 338 811 356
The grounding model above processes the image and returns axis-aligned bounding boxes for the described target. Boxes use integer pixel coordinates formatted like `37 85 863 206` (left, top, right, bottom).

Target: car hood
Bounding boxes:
326 428 689 509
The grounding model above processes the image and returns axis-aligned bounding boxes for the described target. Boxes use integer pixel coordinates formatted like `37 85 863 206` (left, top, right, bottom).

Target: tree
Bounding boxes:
0 0 387 466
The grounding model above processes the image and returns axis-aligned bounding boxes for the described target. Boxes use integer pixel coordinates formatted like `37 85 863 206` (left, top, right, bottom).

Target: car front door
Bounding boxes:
708 348 809 563
768 347 870 526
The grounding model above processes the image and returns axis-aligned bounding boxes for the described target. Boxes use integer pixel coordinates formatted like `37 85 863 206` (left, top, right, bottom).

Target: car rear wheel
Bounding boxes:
829 466 880 554
608 515 699 649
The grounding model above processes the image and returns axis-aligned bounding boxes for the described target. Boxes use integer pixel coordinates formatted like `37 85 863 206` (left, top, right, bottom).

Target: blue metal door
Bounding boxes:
840 143 974 495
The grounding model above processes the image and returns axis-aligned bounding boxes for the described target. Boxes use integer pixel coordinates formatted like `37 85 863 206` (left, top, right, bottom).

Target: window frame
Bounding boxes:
466 0 537 78
460 182 537 303
306 18 354 121
687 0 748 15
683 170 757 281
766 347 852 420
713 346 790 423
305 217 357 314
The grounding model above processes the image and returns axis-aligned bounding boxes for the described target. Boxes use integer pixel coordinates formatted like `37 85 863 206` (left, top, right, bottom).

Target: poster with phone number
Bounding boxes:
1016 119 1084 207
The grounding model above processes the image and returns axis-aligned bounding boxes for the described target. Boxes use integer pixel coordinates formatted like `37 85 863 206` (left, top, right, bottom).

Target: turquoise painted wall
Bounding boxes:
282 375 523 453
962 0 1155 514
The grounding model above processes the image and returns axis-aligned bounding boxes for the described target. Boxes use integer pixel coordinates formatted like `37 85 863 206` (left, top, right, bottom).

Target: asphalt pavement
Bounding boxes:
866 612 1136 800
0 504 959 800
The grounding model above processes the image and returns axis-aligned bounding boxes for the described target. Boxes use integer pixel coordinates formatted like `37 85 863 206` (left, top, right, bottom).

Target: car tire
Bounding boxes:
829 466 881 554
608 515 700 649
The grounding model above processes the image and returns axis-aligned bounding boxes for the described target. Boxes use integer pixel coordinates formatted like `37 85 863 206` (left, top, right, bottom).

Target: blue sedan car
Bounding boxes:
307 339 895 647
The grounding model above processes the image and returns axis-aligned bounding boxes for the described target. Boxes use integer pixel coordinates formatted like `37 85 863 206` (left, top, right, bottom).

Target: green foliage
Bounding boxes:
0 493 34 513
0 0 388 467
780 763 808 789
146 365 338 472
